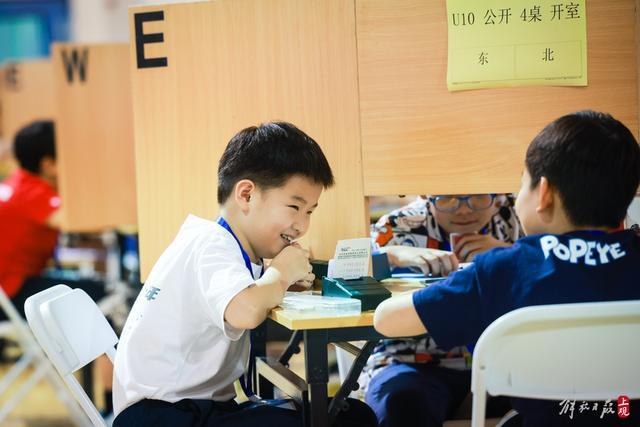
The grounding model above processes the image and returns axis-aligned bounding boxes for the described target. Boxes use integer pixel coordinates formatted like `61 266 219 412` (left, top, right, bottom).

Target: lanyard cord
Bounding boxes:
216 217 263 399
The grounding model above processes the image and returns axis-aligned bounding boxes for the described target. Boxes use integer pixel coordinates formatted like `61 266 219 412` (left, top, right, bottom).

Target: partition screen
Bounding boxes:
129 1 366 278
53 43 137 231
357 0 638 195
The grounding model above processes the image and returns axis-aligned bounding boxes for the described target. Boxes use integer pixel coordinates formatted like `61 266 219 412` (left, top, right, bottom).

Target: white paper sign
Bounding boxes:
329 238 371 280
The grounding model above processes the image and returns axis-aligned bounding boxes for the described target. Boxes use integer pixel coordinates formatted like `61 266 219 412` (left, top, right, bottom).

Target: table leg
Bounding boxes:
252 322 273 398
278 330 303 366
328 341 377 423
304 329 329 427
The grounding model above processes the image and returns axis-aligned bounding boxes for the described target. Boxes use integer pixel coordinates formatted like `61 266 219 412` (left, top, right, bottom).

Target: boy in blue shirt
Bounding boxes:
114 122 350 426
373 110 640 427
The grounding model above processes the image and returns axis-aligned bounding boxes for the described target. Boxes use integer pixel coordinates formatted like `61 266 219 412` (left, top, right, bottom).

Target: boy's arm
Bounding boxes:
374 291 427 337
224 268 289 330
45 208 62 229
381 245 458 276
224 244 311 330
378 264 485 349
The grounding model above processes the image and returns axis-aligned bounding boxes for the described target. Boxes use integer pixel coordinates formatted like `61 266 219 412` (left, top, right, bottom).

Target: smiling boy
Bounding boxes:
113 122 334 427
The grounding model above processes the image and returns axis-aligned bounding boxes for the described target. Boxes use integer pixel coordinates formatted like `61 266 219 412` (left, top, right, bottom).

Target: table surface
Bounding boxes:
269 279 425 330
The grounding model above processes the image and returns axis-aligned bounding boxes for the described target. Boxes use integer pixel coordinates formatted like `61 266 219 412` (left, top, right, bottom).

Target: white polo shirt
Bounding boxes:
113 214 262 416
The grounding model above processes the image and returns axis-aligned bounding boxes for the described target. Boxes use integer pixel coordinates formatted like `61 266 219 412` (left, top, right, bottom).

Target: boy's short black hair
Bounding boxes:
13 120 56 174
217 122 334 203
526 110 640 229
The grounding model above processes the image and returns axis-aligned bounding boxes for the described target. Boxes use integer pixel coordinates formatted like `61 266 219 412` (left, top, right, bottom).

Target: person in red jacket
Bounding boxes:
0 120 61 319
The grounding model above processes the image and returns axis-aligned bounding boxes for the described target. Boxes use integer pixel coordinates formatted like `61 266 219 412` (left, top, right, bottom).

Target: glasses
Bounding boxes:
429 194 496 213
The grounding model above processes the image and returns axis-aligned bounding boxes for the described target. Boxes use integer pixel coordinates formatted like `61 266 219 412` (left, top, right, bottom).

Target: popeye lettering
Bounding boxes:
540 235 626 265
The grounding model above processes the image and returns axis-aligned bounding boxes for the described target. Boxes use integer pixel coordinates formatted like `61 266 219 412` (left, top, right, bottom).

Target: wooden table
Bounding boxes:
253 279 425 427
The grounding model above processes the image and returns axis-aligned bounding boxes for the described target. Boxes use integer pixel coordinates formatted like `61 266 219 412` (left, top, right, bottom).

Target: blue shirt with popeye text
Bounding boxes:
413 229 640 426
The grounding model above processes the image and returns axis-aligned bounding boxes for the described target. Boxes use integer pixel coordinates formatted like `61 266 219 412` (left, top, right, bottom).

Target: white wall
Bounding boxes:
626 196 640 228
70 0 197 43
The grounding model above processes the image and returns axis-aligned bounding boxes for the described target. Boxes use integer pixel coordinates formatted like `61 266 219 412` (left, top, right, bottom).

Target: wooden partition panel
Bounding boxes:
52 43 137 231
357 0 638 195
0 60 55 176
129 0 366 278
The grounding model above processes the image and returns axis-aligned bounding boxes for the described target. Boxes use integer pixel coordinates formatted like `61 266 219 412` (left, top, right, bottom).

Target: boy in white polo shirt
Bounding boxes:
113 122 334 426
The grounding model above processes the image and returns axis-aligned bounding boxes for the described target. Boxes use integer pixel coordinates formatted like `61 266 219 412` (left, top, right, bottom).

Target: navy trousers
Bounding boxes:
114 397 378 427
113 398 302 427
365 364 471 427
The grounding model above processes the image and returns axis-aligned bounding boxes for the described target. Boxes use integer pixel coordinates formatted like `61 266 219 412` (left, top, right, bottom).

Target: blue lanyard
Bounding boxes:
215 216 263 398
216 216 264 277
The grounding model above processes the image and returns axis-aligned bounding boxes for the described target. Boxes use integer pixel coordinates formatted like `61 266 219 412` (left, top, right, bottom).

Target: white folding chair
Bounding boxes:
471 300 640 427
25 284 118 427
0 286 88 425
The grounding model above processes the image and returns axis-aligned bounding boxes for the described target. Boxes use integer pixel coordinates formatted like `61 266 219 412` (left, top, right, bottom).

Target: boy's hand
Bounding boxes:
384 245 458 277
268 243 312 290
453 234 511 262
227 245 311 330
289 272 315 291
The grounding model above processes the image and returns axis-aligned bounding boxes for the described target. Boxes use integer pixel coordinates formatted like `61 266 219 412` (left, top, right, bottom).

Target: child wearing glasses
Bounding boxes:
374 110 640 427
363 195 523 426
373 193 523 275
